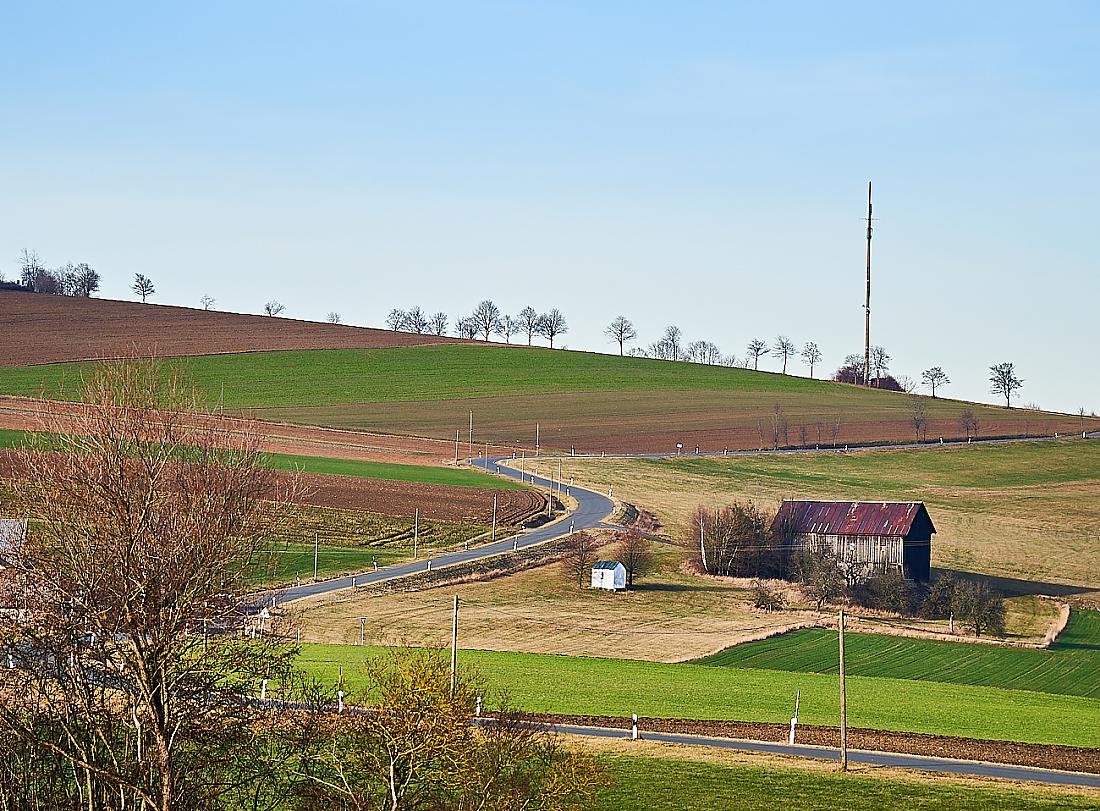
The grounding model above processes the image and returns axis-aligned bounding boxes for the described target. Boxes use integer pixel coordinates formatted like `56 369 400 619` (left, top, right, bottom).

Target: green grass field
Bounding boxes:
598 755 1097 810
0 345 833 406
0 428 518 490
295 645 1100 748
261 450 521 489
694 610 1100 699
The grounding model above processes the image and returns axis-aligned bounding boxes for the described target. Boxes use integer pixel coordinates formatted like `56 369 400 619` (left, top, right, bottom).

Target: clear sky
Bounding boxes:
2 2 1097 413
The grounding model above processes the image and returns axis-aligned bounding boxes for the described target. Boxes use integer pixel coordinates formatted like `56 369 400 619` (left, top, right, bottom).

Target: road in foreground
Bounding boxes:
555 725 1100 789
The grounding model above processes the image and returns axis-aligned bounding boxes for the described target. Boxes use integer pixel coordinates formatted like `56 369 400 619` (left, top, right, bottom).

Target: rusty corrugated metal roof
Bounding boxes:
771 500 933 538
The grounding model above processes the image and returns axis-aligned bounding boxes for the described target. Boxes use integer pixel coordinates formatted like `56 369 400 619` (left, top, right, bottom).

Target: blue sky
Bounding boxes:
2 2 1097 412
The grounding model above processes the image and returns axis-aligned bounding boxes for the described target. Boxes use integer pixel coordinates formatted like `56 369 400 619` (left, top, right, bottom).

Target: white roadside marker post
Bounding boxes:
631 713 639 741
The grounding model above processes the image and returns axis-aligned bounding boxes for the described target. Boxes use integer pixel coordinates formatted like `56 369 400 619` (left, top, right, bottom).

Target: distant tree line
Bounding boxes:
9 249 100 296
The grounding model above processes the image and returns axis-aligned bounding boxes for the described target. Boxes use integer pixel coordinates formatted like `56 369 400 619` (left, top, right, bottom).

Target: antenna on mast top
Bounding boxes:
863 181 873 387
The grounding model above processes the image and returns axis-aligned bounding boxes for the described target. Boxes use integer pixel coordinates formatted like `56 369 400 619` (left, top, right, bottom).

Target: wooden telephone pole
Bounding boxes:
863 182 873 387
839 609 848 772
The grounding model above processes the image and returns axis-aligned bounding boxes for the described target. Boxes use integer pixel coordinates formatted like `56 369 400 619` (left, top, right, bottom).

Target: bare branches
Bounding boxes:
921 366 949 398
989 362 1023 408
746 339 768 371
605 316 637 356
132 273 155 303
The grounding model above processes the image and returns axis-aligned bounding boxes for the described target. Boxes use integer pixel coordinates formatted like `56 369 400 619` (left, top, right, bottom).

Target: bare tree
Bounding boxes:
67 262 100 296
0 358 300 811
956 581 1006 637
614 533 654 588
561 531 598 587
686 502 776 578
794 545 846 611
470 299 502 341
959 409 980 439
746 339 768 371
132 273 155 302
405 305 429 334
801 342 822 378
773 336 796 373
536 308 567 348
200 294 216 310
989 362 1023 408
455 316 479 339
326 311 341 324
910 397 928 441
870 345 891 386
686 340 721 364
497 314 518 343
428 311 449 336
263 300 286 317
385 309 407 331
518 306 540 345
605 316 638 356
921 366 949 398
650 326 682 361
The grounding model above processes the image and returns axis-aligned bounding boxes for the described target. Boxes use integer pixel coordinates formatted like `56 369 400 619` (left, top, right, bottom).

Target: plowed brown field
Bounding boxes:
291 470 544 524
0 293 462 366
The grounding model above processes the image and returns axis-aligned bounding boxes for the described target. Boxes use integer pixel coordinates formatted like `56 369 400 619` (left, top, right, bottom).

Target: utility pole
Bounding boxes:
413 508 419 559
839 609 848 772
313 533 318 579
450 595 459 696
536 421 539 454
491 494 498 541
469 411 474 461
455 429 460 464
863 181 873 387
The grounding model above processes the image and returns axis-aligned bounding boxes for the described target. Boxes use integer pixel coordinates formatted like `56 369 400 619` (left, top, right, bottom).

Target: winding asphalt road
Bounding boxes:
274 456 613 604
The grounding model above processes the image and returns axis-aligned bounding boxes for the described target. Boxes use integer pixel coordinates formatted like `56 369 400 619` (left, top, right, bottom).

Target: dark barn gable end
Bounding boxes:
771 500 935 582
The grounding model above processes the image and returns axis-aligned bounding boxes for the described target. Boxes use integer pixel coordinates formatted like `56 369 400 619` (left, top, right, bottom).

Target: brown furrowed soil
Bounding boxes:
0 293 462 366
522 713 1100 775
263 389 1093 455
290 470 545 523
0 395 515 465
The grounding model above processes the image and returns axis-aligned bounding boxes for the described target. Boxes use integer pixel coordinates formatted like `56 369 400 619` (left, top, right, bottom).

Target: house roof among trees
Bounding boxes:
772 500 935 538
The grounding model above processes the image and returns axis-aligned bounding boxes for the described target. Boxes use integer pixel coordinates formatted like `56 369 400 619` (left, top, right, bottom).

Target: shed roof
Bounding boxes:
592 560 623 571
772 501 934 538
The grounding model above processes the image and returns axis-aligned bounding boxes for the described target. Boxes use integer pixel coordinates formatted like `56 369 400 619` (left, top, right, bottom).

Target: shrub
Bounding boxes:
752 580 785 612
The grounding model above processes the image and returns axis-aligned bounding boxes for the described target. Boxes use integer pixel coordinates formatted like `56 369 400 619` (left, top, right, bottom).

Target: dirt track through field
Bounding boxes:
0 293 462 366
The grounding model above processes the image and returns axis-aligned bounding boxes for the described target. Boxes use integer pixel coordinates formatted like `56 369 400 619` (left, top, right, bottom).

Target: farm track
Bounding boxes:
0 293 464 366
526 713 1100 777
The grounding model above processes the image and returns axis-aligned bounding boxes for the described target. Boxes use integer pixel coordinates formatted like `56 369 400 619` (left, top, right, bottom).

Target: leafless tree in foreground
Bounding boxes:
921 366 949 398
132 273 155 302
801 342 822 378
605 316 638 356
0 358 302 811
773 336 796 374
746 339 768 371
989 362 1023 408
264 300 286 317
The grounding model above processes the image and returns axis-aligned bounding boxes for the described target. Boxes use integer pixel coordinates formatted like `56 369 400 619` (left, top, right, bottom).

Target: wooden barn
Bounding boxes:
771 500 935 582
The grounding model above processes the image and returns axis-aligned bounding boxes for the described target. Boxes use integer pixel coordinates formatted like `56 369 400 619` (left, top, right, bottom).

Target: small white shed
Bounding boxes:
591 560 627 591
